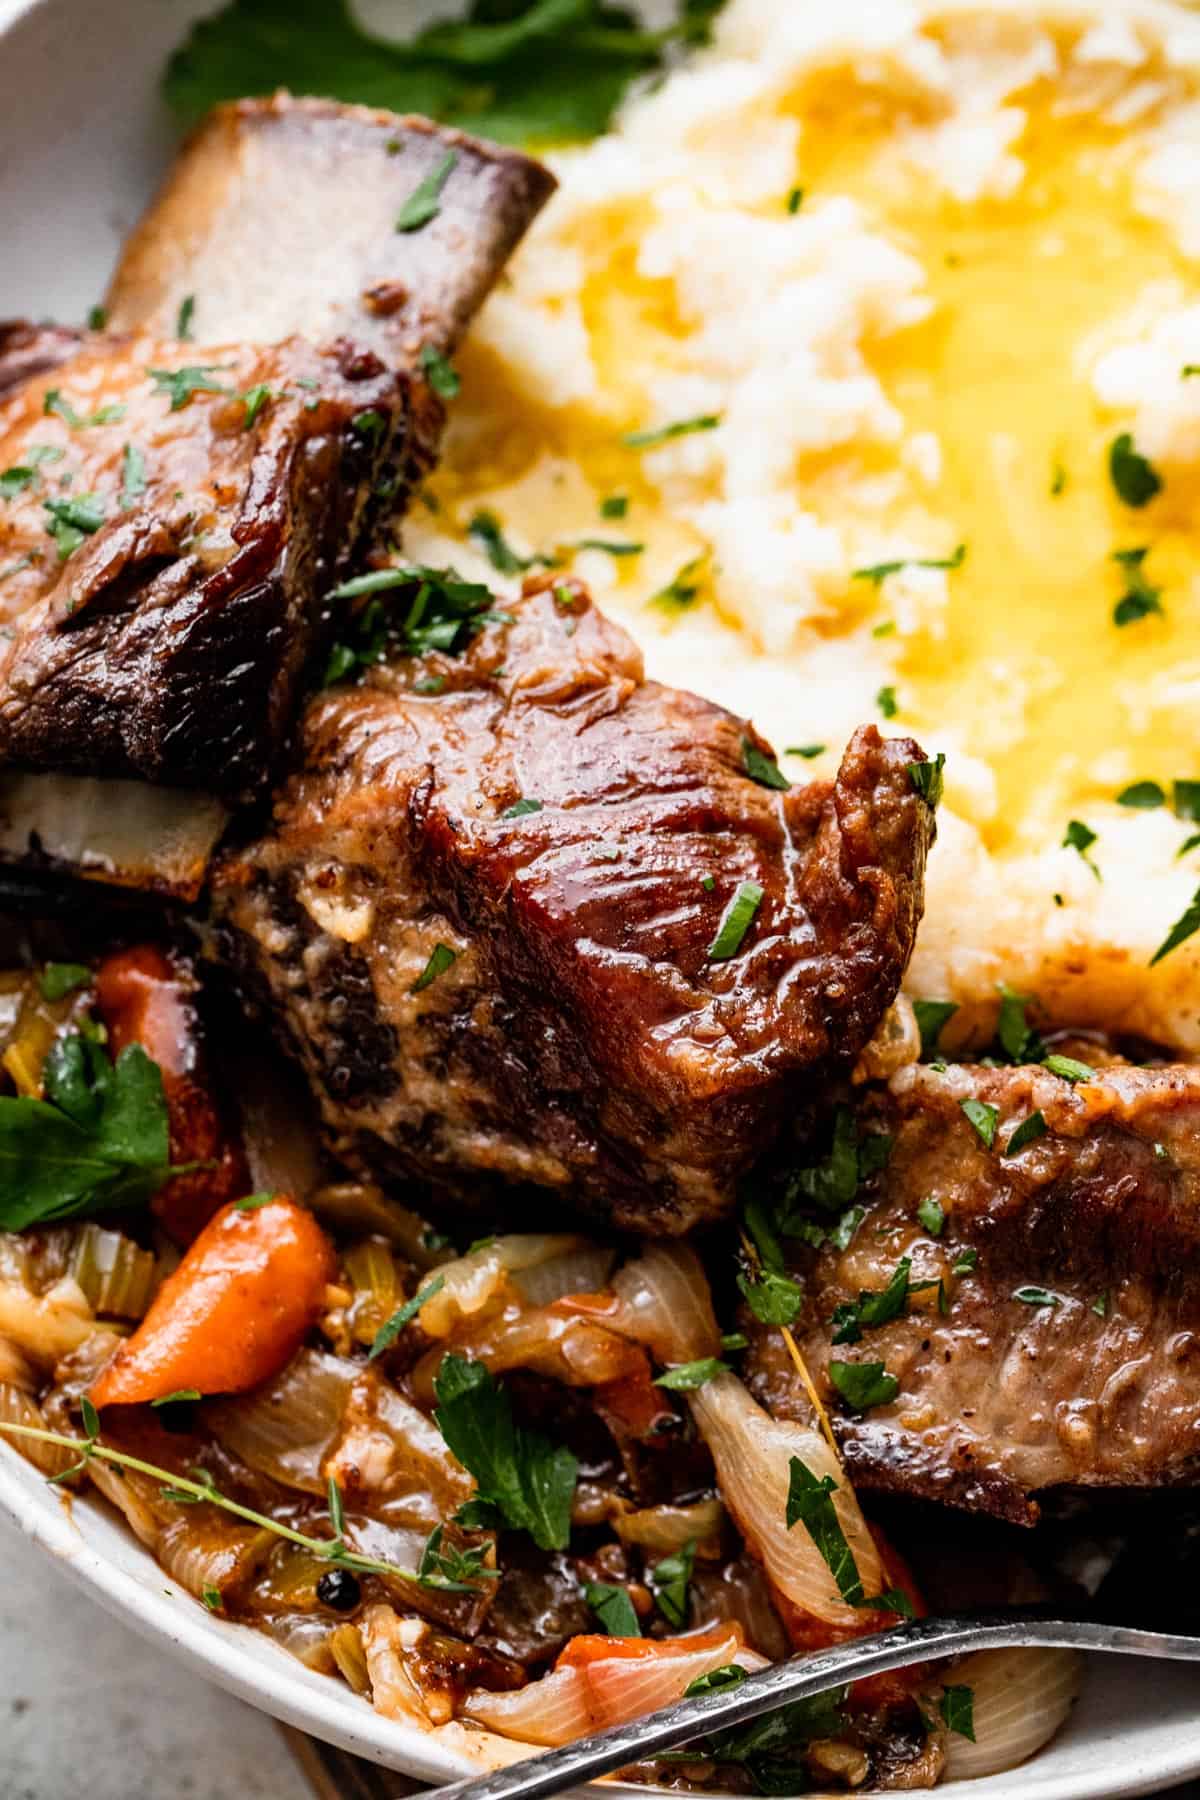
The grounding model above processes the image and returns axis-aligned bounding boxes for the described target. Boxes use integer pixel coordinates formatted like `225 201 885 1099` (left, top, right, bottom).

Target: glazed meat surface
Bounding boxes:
746 1058 1200 1523
0 326 435 794
214 575 935 1234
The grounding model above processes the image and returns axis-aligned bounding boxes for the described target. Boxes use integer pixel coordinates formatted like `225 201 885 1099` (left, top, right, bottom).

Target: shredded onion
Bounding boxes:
409 1305 642 1405
605 1244 722 1365
419 1236 591 1339
0 1381 76 1478
68 1224 159 1320
689 1373 882 1627
360 1605 440 1725
465 1625 755 1747
158 1515 275 1601
510 1245 616 1309
942 1648 1081 1780
613 1498 726 1555
325 1372 473 1518
208 1349 358 1494
329 1622 372 1696
0 1270 104 1367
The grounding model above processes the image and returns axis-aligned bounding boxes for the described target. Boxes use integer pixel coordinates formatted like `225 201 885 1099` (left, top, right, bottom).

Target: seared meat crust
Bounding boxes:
214 575 934 1234
0 328 438 794
747 1059 1200 1522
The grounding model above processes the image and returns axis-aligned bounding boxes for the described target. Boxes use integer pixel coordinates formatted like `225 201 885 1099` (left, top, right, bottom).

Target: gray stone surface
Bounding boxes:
0 1513 310 1800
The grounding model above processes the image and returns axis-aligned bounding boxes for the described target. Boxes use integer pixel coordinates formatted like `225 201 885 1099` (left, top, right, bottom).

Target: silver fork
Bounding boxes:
286 1611 1200 1800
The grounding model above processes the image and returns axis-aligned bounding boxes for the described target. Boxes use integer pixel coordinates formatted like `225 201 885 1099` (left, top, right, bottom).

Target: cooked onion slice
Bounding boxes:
605 1243 722 1364
208 1349 358 1494
510 1244 616 1308
465 1624 758 1747
419 1236 594 1338
942 1648 1081 1780
689 1373 882 1626
613 1497 726 1555
0 1381 77 1478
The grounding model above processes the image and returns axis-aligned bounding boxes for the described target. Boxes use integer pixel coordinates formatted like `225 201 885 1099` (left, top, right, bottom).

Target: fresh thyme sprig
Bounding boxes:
0 1410 432 1585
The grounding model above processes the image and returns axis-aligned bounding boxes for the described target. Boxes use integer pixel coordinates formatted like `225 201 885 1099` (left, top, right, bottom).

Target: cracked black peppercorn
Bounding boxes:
316 1567 361 1613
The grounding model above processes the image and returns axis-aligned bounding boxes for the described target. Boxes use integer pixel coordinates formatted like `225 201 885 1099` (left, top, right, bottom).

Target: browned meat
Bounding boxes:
746 1059 1200 1524
106 96 556 366
0 326 434 794
213 574 935 1234
0 101 552 893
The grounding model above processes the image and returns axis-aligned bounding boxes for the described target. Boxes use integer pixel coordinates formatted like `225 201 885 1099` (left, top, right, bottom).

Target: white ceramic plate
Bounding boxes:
0 0 1198 1789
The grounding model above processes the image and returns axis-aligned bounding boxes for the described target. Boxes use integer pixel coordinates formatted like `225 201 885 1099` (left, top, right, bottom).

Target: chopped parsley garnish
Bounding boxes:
853 543 966 587
368 1274 447 1361
417 1524 499 1593
787 185 805 214
940 1685 976 1742
952 1247 978 1276
176 294 196 341
411 943 457 994
39 962 91 1002
908 753 945 807
1003 1110 1046 1155
0 466 35 499
1050 460 1068 497
235 1192 275 1211
1150 887 1200 966
395 149 457 232
786 744 825 759
960 1097 998 1149
654 1357 728 1391
1092 1290 1110 1318
150 1389 202 1407
913 998 958 1056
622 413 721 448
685 1665 745 1698
917 1195 945 1236
323 563 498 682
468 509 542 575
585 1582 641 1637
721 1330 748 1352
241 384 273 429
0 1031 173 1230
1013 1286 1059 1308
996 982 1044 1064
1063 818 1100 878
1118 780 1165 809
575 537 643 557
1111 547 1163 626
708 879 763 961
650 1539 696 1628
148 365 229 411
785 1458 912 1615
737 1264 804 1326
120 443 147 509
502 797 544 819
434 1352 577 1551
829 1359 899 1411
87 305 107 330
600 493 628 519
1173 781 1200 822
44 494 106 559
650 557 704 612
43 389 125 428
876 685 898 719
831 1256 919 1346
741 737 790 791
351 408 386 441
418 343 460 398
1042 1054 1093 1083
1108 432 1162 508
201 1585 223 1612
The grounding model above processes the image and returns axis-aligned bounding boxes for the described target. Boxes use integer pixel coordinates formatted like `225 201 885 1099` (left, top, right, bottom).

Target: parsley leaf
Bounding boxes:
419 343 460 398
685 1664 745 1698
623 413 721 448
960 1097 998 1149
1111 547 1163 626
0 1034 172 1229
367 1273 447 1362
917 1195 945 1236
164 0 716 147
1003 1110 1046 1155
828 1359 899 1411
940 1685 976 1741
44 495 105 560
434 1353 577 1551
396 149 458 232
411 943 457 995
585 1581 641 1637
650 557 705 612
39 962 91 1002
468 509 544 576
148 365 230 411
1063 818 1100 878
654 1358 727 1391
737 1266 804 1326
1042 1054 1093 1083
996 982 1044 1063
324 563 498 682
785 1458 866 1606
651 1538 696 1628
913 998 958 1056
1013 1285 1059 1308
853 543 966 587
708 880 764 961
741 737 790 791
1150 887 1200 966
1108 432 1162 508
876 684 898 719
908 753 945 807
120 442 147 509
1118 780 1165 810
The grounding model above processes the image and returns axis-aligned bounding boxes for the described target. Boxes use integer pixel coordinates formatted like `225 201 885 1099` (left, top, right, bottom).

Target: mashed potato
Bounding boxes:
405 0 1200 1051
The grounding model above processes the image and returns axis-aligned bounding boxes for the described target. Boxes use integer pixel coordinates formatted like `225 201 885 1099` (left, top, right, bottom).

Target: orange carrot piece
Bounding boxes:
91 1196 336 1407
556 1622 742 1671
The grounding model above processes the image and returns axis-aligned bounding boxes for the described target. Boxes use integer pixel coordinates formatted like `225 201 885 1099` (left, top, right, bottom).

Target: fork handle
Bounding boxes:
425 1613 1200 1800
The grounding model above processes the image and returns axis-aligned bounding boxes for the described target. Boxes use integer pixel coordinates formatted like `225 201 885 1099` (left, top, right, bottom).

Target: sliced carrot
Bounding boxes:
90 1196 336 1407
557 1622 742 1671
94 946 250 1244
